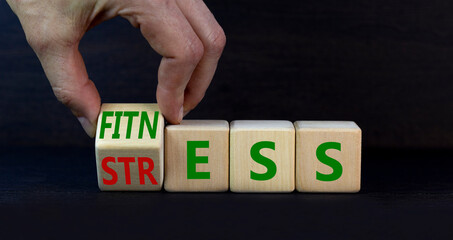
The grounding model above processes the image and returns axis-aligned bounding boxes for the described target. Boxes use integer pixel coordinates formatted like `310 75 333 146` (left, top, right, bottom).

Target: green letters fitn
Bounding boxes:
99 111 159 139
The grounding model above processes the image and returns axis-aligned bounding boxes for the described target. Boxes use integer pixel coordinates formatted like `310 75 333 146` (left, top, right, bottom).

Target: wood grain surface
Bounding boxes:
95 103 164 191
164 120 229 192
230 120 295 192
295 121 361 192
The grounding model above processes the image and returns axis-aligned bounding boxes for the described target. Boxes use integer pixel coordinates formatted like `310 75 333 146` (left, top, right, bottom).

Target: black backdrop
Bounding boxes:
2 1 453 239
2 0 453 149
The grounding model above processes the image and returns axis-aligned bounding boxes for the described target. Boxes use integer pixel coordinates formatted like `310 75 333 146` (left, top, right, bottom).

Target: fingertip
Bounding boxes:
178 106 184 122
72 100 100 138
165 106 183 124
157 100 183 125
78 116 96 138
156 84 185 125
68 81 101 138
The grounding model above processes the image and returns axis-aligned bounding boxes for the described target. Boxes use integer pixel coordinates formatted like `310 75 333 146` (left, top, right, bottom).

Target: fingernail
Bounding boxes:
78 117 96 138
178 106 184 123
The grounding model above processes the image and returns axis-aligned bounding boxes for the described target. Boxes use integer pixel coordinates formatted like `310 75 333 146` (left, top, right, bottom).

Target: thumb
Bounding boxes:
36 43 101 138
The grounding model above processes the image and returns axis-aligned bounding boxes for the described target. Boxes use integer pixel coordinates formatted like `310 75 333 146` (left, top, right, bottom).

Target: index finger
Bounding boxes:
122 1 204 124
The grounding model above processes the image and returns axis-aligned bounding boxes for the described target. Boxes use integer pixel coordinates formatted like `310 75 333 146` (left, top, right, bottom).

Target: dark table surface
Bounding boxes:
0 146 452 239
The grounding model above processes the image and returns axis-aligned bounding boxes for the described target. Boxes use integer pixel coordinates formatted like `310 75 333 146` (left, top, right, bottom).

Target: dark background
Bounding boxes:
1 0 453 239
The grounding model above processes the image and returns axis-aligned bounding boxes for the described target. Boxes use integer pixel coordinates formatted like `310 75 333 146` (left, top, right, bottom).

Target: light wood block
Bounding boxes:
164 120 229 192
95 103 164 191
295 121 361 193
230 120 295 193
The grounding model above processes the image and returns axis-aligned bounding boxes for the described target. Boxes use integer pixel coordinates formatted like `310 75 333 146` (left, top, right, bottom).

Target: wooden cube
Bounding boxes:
95 103 164 191
164 120 229 192
230 120 295 193
295 121 361 193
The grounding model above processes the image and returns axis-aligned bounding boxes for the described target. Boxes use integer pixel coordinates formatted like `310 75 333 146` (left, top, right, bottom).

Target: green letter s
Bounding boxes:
250 141 277 181
316 142 343 181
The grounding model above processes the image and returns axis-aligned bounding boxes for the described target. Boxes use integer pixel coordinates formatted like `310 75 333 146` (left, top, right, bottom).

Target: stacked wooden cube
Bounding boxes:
95 104 361 193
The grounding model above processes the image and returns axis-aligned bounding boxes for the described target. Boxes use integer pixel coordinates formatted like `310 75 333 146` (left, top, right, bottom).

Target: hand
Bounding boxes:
6 0 226 137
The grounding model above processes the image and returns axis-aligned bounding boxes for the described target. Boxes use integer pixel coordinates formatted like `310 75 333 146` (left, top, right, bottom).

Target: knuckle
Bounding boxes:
180 37 204 65
25 23 79 54
52 86 74 107
26 33 52 53
205 27 226 57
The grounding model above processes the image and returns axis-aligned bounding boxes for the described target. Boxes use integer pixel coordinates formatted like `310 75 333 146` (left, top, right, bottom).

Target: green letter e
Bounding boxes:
187 141 210 179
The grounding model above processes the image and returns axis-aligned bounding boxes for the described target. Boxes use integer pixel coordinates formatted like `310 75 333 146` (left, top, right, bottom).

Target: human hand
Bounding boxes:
6 0 226 137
